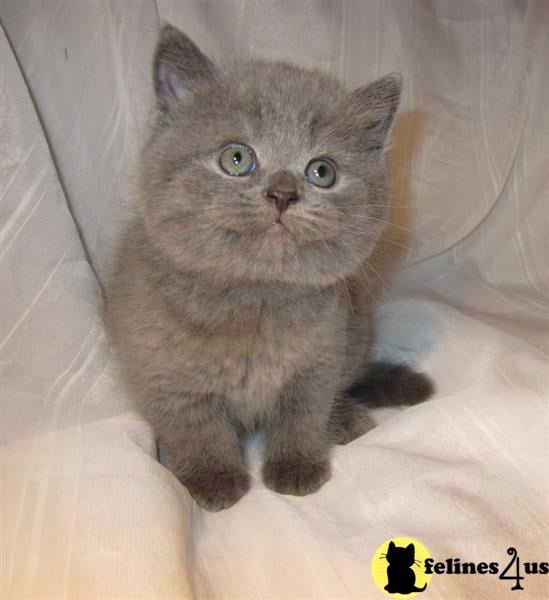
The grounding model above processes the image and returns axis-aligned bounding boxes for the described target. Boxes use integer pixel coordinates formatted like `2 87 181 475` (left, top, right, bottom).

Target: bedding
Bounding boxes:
1 1 548 598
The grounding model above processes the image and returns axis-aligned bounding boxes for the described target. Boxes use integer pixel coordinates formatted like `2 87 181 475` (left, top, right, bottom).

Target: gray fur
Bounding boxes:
106 25 433 511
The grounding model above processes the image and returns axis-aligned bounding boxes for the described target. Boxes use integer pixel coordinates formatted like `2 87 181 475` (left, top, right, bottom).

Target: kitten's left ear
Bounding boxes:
153 24 217 115
346 73 402 150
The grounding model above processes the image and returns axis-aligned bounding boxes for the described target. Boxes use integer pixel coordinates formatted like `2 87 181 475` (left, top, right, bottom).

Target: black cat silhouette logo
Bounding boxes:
384 541 427 594
371 537 432 597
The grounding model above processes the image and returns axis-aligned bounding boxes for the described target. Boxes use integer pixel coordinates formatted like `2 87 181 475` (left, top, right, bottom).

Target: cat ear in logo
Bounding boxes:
153 24 218 115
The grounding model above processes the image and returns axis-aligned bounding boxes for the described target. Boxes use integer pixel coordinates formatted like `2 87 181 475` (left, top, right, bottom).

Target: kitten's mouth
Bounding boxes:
266 216 290 235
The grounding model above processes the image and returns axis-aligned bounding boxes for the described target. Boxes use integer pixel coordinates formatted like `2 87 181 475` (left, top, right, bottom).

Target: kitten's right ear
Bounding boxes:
153 24 217 115
344 73 402 150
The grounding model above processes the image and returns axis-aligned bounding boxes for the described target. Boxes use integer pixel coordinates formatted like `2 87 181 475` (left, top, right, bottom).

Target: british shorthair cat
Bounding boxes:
106 24 433 511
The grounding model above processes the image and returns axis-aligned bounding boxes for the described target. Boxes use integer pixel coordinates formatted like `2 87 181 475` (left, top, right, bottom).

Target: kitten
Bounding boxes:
106 24 433 511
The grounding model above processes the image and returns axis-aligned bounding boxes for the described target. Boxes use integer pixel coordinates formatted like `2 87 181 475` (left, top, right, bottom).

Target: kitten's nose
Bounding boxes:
265 171 299 213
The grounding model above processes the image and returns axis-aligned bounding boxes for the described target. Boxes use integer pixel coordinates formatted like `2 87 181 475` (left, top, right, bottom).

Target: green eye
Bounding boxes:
305 158 336 188
219 143 256 176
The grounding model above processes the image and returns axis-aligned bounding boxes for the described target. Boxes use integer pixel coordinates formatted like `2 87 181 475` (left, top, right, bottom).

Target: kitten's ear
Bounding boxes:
406 544 414 553
153 24 217 115
346 73 402 150
388 541 396 550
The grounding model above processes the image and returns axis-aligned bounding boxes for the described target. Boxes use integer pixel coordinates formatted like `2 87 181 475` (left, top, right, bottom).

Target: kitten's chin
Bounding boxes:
220 228 364 286
225 220 292 237
146 217 364 287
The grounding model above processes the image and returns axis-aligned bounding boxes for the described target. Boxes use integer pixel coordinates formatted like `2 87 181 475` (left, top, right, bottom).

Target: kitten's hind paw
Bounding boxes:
184 468 250 512
329 402 376 445
345 362 435 408
262 458 330 496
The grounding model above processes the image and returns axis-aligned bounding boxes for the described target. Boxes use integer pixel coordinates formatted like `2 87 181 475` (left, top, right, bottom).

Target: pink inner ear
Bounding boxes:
159 64 191 105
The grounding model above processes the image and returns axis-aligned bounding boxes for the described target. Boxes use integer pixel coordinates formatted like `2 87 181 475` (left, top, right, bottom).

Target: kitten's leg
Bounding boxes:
145 392 249 511
331 362 435 445
262 371 334 496
329 399 376 446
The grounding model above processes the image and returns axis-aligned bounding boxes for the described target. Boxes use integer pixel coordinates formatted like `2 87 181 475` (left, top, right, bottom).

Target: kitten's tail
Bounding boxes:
330 362 435 445
344 361 434 408
412 584 428 592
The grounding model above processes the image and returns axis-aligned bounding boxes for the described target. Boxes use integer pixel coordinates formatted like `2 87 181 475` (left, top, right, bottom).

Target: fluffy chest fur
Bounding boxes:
184 291 343 421
111 240 347 424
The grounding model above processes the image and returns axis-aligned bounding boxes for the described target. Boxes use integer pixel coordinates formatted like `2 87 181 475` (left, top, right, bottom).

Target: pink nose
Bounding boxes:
265 189 299 213
265 171 299 213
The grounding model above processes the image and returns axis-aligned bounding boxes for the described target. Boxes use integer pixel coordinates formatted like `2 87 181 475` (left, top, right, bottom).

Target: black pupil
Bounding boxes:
232 151 242 166
317 164 326 178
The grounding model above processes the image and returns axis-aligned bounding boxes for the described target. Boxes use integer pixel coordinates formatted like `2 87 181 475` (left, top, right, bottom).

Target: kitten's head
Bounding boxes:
140 24 401 287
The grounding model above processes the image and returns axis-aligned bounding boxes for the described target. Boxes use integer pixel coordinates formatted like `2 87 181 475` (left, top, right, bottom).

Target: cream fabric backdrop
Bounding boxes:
1 1 548 599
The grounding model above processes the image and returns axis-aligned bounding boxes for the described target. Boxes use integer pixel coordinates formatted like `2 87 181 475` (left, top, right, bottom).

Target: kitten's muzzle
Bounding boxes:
265 171 299 214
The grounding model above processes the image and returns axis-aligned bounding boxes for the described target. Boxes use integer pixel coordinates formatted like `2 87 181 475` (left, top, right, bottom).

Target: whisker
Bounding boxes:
318 240 354 314
362 259 391 288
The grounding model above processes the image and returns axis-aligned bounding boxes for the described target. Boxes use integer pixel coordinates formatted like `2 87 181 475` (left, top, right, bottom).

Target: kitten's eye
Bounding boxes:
305 158 336 188
219 143 256 177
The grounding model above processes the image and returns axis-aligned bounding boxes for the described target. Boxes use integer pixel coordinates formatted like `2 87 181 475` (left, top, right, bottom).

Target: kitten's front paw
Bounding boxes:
185 469 250 512
262 458 330 496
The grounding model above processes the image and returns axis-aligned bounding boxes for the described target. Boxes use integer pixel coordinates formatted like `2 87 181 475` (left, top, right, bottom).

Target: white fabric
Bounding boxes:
1 1 548 599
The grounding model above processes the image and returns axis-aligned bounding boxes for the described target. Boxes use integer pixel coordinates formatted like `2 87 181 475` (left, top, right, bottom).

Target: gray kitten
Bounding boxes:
106 25 433 511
